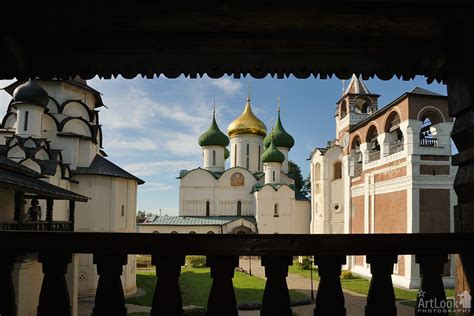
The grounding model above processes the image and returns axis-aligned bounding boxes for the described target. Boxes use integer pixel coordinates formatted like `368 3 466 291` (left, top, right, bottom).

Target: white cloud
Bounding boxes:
161 132 201 156
140 182 174 192
107 137 158 151
211 78 242 95
124 159 198 177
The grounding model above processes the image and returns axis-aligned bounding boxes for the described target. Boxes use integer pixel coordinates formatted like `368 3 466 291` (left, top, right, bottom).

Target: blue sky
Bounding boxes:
0 76 447 215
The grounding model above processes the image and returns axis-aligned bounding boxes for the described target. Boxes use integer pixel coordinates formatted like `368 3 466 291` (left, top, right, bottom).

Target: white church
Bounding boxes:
0 78 143 315
139 96 311 234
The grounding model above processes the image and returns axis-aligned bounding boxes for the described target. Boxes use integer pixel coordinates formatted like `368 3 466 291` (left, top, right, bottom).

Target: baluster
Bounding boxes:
415 254 448 316
92 254 128 316
206 255 239 316
261 256 293 316
0 253 16 316
458 254 474 316
365 255 397 316
151 255 185 316
37 252 72 316
314 255 346 316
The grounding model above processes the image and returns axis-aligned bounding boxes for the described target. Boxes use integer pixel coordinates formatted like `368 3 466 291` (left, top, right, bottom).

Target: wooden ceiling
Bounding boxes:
0 1 471 82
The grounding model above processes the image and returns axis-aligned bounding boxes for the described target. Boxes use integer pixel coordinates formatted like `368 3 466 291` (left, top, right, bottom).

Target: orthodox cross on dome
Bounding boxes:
247 80 252 101
277 96 280 113
213 96 216 116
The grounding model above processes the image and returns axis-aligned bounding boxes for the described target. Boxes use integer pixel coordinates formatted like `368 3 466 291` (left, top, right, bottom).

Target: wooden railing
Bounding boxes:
0 232 473 316
0 221 72 232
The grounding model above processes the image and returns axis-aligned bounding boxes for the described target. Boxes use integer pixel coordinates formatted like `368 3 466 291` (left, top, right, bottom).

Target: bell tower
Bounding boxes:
335 74 380 141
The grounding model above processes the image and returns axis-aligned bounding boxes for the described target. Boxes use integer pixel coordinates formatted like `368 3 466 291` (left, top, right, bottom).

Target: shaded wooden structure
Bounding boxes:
1 1 474 315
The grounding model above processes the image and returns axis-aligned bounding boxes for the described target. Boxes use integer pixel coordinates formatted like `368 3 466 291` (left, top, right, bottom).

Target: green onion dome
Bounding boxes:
224 147 230 160
263 110 294 149
198 112 229 147
261 136 285 163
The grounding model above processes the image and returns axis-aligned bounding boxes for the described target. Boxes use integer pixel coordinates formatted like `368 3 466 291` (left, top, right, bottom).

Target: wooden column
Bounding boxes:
314 255 346 316
206 255 239 316
14 191 24 222
46 198 53 222
0 253 16 316
365 255 397 316
92 254 128 316
68 200 75 231
150 255 185 316
261 256 293 316
37 252 72 316
415 255 448 316
446 15 474 309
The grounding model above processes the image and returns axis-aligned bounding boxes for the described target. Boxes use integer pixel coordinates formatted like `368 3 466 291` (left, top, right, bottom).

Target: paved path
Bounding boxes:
239 257 415 316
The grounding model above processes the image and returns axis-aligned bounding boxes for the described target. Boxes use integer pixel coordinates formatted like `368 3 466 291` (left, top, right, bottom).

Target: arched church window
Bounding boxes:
274 203 279 217
24 111 29 131
333 161 342 180
234 144 237 166
237 201 242 216
246 143 250 169
385 111 404 154
355 97 372 114
206 201 210 216
272 170 276 182
340 101 347 119
419 110 443 147
314 163 321 180
212 150 216 166
231 172 244 186
366 125 380 162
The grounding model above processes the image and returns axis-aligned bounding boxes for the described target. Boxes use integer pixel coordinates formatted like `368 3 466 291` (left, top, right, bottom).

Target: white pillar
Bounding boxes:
264 162 281 184
15 104 44 138
203 146 225 172
229 134 264 172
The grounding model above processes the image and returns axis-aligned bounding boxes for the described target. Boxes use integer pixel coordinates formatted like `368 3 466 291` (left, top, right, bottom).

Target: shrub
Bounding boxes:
340 270 353 279
136 255 152 269
186 256 207 268
299 256 313 270
183 306 206 316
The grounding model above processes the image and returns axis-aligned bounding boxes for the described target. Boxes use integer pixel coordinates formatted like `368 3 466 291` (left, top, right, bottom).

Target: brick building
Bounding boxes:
309 75 456 288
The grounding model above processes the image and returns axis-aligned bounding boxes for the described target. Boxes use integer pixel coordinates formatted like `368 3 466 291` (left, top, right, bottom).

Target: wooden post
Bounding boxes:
206 255 239 316
46 198 53 222
68 200 75 231
365 255 397 316
37 252 72 316
14 191 24 222
314 255 346 316
0 253 16 316
415 255 448 316
446 14 474 314
261 256 293 316
150 255 185 316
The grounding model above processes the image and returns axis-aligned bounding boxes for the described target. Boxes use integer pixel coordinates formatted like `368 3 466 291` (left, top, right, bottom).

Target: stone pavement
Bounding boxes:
239 257 415 316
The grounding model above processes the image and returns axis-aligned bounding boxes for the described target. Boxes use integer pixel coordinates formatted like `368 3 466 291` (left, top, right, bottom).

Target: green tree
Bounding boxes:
288 160 310 198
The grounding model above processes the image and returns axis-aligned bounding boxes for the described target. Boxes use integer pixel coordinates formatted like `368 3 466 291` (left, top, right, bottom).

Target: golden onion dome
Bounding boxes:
227 98 267 138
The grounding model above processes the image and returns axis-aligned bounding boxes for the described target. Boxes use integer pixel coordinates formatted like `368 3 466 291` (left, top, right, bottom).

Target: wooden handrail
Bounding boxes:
0 231 472 256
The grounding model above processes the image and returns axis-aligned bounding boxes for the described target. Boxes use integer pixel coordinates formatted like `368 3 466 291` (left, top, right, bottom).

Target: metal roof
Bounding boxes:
141 215 256 226
0 158 89 201
74 155 144 185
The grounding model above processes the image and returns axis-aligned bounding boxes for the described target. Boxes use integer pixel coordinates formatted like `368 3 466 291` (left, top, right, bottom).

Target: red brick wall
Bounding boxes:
374 190 407 233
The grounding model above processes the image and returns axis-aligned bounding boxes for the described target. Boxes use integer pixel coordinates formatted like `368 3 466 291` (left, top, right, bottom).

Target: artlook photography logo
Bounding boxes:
417 290 471 314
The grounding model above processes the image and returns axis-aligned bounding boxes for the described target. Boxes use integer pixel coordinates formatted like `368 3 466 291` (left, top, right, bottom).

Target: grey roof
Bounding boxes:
344 74 371 95
12 80 49 108
410 87 445 97
0 157 89 201
141 215 256 226
74 154 144 184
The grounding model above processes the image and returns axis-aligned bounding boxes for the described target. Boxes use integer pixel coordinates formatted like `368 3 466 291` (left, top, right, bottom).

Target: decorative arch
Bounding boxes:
384 110 402 133
333 160 342 180
34 147 51 160
351 135 361 151
385 110 404 154
231 226 253 234
231 172 245 186
23 138 37 148
7 144 26 161
354 96 372 113
42 113 61 132
20 158 42 173
314 162 321 180
417 106 445 124
1 112 17 129
46 96 60 114
366 125 380 161
59 117 94 137
61 100 93 121
365 124 379 143
340 100 347 118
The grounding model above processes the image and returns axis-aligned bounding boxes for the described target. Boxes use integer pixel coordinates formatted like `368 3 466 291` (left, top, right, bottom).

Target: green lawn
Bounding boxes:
127 267 308 308
289 262 455 301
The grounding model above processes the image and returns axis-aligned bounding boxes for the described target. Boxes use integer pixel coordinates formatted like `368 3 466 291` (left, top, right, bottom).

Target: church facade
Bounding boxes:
140 97 310 234
0 79 143 315
309 75 456 289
